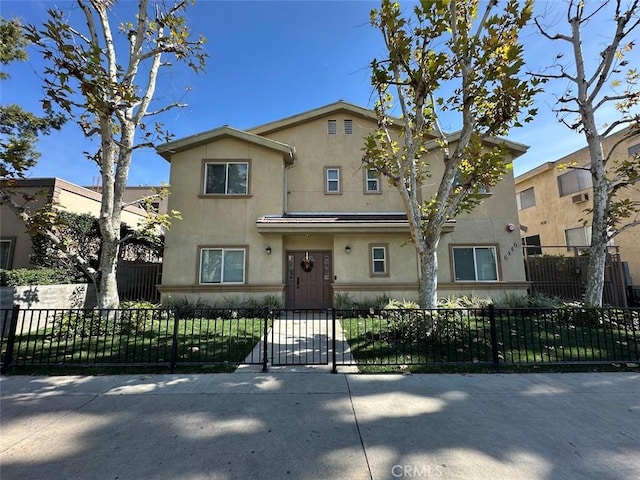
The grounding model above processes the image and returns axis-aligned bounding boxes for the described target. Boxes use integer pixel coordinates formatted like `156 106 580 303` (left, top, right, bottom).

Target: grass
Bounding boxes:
339 309 640 371
3 313 267 370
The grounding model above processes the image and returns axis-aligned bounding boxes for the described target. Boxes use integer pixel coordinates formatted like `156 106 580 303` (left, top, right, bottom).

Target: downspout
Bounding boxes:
284 147 296 214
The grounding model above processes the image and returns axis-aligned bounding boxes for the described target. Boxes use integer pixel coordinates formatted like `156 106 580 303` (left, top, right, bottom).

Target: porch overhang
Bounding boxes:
256 213 456 234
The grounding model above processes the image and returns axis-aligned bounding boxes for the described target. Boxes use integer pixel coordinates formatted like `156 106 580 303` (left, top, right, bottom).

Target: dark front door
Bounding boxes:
286 251 332 309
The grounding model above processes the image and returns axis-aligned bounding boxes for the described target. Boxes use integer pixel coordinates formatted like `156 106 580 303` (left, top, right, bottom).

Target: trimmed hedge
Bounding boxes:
0 268 85 287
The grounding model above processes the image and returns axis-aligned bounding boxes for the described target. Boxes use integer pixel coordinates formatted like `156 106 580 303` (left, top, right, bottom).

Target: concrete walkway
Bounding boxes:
1 372 639 480
237 312 358 373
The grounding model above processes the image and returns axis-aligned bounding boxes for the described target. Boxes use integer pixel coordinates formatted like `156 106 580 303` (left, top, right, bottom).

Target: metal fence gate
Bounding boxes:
270 309 330 366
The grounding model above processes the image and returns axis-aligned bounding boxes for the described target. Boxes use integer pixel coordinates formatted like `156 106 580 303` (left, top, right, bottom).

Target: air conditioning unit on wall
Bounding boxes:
572 192 589 204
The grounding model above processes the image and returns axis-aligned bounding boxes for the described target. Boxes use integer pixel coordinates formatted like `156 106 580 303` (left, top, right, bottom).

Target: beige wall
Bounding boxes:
161 138 288 305
160 107 529 305
0 178 149 269
515 129 640 284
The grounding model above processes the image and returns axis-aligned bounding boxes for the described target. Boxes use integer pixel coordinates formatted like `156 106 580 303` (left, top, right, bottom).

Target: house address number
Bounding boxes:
503 242 520 261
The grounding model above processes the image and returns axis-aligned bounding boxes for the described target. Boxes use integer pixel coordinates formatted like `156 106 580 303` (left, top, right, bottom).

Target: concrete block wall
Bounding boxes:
0 284 97 310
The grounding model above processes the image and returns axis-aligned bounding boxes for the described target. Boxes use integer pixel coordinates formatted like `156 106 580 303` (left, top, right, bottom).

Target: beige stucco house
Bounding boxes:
156 101 529 308
515 127 640 285
0 178 149 270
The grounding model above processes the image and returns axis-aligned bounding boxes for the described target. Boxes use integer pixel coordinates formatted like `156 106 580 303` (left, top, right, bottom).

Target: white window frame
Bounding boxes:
369 244 389 277
364 168 381 194
325 167 341 194
557 169 592 197
452 246 499 282
517 187 536 210
565 225 592 249
199 247 246 284
203 162 249 195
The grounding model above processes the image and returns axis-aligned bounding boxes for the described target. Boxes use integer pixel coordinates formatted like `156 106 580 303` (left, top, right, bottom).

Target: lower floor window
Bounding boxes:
370 244 388 276
565 225 591 248
200 248 245 284
0 238 13 269
452 246 498 281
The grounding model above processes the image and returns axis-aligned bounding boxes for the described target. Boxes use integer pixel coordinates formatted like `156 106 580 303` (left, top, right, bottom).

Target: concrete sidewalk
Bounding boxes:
1 372 639 480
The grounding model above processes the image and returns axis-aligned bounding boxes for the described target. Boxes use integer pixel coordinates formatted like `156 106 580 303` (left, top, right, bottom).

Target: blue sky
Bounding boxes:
1 0 637 187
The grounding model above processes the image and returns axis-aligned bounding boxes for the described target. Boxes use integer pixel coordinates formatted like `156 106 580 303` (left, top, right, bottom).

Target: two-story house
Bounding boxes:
515 127 640 287
156 101 529 308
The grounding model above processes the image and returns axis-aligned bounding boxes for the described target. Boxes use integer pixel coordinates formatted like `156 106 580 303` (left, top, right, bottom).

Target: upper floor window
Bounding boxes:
204 162 248 195
344 119 353 135
517 187 535 210
557 169 592 197
199 247 245 284
452 246 498 282
370 244 389 276
327 119 337 135
325 167 341 194
364 168 381 194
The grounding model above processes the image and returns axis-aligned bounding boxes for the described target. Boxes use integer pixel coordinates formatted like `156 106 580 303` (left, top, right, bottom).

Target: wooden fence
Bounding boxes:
523 246 627 307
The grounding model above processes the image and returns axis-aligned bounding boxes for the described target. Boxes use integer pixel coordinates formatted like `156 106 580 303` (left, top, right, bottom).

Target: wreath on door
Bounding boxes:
300 253 315 272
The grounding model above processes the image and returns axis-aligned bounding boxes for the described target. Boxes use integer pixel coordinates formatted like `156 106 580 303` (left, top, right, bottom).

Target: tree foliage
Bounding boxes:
534 0 640 305
364 0 542 308
17 0 205 309
0 18 65 179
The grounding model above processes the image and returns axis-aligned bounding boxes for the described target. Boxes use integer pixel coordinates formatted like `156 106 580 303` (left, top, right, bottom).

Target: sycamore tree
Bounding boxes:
7 0 206 309
533 0 639 306
363 0 542 308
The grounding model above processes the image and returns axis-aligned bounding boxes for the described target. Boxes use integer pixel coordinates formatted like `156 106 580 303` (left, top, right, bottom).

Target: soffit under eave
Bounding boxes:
427 132 529 160
255 222 456 235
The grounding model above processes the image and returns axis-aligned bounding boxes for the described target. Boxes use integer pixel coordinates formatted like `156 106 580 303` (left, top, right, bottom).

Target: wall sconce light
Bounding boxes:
265 246 272 255
345 245 351 254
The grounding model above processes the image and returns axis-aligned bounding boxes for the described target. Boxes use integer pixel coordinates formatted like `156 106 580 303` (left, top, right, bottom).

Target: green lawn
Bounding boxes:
340 309 640 369
5 313 267 367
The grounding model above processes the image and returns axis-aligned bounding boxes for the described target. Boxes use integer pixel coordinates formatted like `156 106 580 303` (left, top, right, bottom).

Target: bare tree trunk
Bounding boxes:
585 143 609 306
96 235 120 309
419 237 439 309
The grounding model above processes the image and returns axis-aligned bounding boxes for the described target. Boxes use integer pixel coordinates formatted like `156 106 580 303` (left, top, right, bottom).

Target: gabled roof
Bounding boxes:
155 125 296 164
248 100 405 136
425 131 529 159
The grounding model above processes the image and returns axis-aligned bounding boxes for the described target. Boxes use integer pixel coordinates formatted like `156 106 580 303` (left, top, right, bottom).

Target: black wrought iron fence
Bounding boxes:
2 306 638 374
1 307 269 373
335 306 640 369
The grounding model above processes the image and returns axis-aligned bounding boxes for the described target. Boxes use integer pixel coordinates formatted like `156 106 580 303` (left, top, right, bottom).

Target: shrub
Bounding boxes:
0 268 84 287
335 292 356 310
437 295 492 309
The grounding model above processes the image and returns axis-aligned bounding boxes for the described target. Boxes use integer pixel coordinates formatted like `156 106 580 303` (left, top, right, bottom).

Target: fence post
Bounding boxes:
262 309 269 372
170 308 180 373
331 308 337 374
1 306 20 375
488 305 501 372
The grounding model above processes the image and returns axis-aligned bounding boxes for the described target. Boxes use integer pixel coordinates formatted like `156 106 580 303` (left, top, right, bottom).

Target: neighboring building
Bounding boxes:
0 178 149 269
515 127 640 285
156 101 529 308
86 184 169 215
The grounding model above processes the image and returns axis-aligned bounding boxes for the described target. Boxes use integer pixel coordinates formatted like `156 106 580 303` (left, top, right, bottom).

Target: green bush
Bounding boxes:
0 268 85 287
